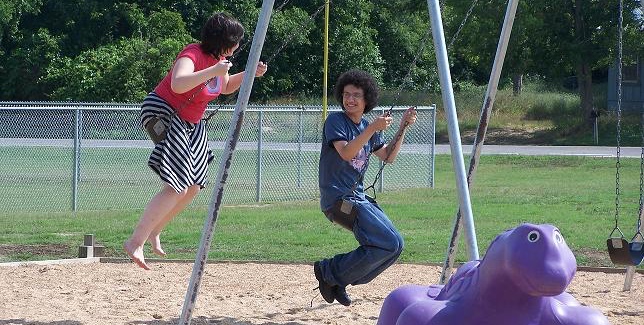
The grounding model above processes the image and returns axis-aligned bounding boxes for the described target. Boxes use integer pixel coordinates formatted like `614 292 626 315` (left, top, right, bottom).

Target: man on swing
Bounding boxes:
314 69 417 305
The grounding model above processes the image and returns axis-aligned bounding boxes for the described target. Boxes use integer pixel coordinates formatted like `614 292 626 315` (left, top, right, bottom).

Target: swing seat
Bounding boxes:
629 241 644 266
607 237 635 265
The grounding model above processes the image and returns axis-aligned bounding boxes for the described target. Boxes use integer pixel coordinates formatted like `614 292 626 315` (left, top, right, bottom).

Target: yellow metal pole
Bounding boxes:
322 0 330 120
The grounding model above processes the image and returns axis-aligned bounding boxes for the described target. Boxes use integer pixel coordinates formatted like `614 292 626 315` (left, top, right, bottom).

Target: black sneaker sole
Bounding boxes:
334 286 352 306
313 262 336 303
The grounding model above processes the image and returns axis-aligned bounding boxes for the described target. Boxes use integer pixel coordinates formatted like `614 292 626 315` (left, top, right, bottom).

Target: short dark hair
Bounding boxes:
333 69 379 114
200 12 244 57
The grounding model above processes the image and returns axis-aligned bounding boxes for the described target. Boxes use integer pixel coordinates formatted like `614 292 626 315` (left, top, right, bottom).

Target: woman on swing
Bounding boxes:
124 12 268 270
315 69 417 305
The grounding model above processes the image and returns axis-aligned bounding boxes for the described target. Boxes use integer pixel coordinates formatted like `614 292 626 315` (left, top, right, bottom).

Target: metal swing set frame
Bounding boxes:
177 0 643 322
175 0 482 324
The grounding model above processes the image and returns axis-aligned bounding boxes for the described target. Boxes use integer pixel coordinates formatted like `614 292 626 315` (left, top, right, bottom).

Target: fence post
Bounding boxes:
256 109 263 202
430 105 436 188
297 106 304 187
591 108 599 145
72 107 82 212
379 106 386 192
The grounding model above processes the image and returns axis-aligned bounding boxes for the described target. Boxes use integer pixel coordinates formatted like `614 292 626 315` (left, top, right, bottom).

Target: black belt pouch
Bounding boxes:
325 199 358 231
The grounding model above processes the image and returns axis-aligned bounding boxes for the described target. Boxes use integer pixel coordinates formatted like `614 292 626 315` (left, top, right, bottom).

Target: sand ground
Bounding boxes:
0 261 642 325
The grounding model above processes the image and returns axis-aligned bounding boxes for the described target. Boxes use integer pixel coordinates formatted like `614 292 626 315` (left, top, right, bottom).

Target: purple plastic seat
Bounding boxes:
378 223 610 325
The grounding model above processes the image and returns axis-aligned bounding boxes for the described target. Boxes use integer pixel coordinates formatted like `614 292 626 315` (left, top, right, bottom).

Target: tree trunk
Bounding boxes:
512 73 523 96
576 62 594 127
574 0 594 127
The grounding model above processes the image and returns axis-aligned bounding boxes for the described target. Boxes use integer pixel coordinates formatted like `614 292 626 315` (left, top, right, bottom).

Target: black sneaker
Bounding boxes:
313 261 335 303
334 286 352 306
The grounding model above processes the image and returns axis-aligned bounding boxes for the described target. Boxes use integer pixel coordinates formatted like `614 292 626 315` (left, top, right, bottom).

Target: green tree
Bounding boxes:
0 0 43 47
3 0 642 109
1 0 154 100
43 9 193 102
0 0 45 100
521 0 643 125
224 1 318 100
328 0 384 85
371 1 438 93
1 28 59 100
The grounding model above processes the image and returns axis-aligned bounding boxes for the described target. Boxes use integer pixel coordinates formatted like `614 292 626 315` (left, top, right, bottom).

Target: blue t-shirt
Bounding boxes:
318 112 385 211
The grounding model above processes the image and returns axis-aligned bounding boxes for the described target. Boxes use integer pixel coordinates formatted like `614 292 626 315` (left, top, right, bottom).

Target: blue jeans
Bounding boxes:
319 200 404 287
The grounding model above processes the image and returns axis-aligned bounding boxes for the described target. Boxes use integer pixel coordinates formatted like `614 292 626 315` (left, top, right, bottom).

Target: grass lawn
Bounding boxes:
1 154 643 269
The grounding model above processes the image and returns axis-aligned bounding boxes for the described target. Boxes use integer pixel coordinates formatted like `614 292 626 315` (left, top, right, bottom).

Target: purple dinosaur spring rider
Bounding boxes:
378 223 610 325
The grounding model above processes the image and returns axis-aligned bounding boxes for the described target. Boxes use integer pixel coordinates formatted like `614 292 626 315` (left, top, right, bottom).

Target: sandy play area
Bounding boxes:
0 260 642 325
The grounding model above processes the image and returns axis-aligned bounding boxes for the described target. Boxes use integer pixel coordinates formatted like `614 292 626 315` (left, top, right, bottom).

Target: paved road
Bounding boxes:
0 138 641 158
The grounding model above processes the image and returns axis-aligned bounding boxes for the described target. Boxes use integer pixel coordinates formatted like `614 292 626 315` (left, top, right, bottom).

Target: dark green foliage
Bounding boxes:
42 9 193 102
0 0 642 112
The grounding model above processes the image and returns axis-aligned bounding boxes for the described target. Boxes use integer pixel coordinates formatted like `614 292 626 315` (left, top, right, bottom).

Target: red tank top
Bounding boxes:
154 43 224 123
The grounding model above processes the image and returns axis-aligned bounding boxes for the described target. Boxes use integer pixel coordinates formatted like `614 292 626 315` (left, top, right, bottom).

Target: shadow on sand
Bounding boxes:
127 315 310 325
0 320 82 325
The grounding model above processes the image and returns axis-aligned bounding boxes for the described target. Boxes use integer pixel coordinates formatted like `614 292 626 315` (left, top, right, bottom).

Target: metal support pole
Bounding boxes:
256 109 264 202
439 0 519 284
426 0 479 262
178 1 274 323
623 265 636 291
624 195 644 291
72 108 82 212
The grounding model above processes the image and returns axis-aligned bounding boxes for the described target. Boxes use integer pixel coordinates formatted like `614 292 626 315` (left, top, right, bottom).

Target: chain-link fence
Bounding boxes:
0 102 436 213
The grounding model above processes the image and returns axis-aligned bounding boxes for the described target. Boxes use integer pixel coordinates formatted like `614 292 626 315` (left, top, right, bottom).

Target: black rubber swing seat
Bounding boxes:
629 241 644 265
607 237 635 265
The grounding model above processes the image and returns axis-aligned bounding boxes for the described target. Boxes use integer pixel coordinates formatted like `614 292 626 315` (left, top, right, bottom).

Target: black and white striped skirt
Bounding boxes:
140 93 214 193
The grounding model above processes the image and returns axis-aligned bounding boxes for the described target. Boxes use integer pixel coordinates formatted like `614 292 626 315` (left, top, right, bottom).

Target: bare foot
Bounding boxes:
123 240 150 270
147 234 167 257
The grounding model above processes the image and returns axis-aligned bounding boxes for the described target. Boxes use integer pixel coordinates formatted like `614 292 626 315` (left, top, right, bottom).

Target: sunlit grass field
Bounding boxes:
2 154 642 268
2 80 642 268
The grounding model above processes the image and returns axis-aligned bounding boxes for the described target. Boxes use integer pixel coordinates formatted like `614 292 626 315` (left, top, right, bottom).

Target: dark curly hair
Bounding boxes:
200 12 245 57
333 69 379 114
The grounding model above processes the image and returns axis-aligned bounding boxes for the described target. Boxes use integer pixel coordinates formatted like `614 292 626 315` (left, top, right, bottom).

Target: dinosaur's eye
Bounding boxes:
527 230 540 242
554 231 563 244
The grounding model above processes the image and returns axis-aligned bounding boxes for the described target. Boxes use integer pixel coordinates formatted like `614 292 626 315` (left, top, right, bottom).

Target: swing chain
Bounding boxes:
275 0 293 12
614 0 624 233
357 4 435 196
349 24 431 199
229 0 327 64
389 0 476 111
447 0 479 50
264 2 328 65
386 33 430 117
208 1 330 119
638 112 644 231
363 119 412 199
